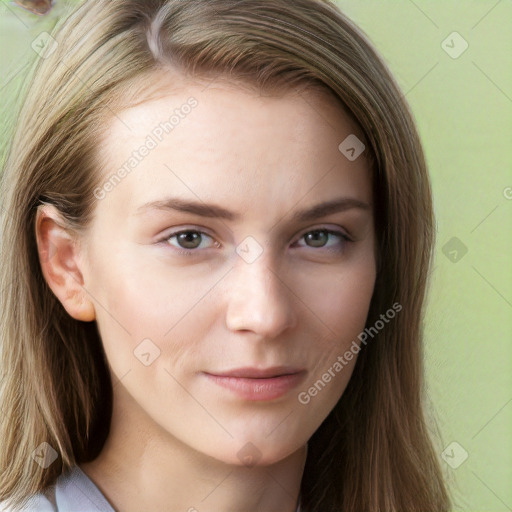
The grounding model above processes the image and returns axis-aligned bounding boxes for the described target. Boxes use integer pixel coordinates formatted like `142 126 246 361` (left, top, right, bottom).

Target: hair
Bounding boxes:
0 0 451 510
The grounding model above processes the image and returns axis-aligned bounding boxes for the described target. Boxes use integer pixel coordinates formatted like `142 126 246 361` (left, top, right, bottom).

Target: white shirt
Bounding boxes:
0 466 302 511
0 466 114 511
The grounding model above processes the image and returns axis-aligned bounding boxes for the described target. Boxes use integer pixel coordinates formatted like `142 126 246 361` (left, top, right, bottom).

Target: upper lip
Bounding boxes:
205 366 304 379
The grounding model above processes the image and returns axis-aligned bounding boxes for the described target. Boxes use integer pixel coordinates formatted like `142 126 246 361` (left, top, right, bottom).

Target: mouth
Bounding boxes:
202 366 306 401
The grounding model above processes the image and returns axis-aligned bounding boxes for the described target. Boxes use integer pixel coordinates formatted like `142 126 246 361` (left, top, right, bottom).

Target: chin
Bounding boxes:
205 437 305 469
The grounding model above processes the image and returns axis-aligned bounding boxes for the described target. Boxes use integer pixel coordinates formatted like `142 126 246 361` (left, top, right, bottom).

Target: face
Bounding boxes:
78 74 376 466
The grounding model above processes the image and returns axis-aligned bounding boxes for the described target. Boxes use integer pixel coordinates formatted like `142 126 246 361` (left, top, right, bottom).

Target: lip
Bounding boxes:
203 367 306 401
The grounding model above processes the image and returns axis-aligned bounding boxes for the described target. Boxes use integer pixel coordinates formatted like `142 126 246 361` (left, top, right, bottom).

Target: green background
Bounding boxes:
1 1 511 510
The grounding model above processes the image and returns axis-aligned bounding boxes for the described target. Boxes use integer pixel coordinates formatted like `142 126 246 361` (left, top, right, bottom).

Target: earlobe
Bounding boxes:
71 290 96 322
35 204 96 322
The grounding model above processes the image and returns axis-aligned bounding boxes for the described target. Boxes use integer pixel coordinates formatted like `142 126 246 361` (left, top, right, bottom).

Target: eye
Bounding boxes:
159 227 351 256
294 228 351 252
163 229 219 254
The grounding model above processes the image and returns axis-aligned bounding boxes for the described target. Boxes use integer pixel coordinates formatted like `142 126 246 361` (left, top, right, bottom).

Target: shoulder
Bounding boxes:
0 487 57 511
0 466 113 512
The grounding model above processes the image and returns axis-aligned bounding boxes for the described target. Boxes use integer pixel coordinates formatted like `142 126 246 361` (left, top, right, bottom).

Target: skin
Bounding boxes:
35 72 376 512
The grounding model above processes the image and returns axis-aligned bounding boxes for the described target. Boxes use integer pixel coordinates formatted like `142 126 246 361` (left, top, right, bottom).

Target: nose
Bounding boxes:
224 253 298 338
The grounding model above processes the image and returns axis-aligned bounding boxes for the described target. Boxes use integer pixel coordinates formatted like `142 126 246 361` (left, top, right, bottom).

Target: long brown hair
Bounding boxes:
0 0 450 510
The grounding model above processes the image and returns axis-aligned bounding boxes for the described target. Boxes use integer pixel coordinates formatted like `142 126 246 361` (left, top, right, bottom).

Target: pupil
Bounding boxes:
307 230 327 247
179 232 200 249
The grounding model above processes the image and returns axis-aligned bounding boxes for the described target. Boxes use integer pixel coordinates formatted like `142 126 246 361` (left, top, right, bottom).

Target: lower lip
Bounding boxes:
204 372 306 401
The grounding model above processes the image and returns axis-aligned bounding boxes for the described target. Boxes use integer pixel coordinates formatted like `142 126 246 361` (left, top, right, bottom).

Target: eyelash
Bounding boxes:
158 227 352 257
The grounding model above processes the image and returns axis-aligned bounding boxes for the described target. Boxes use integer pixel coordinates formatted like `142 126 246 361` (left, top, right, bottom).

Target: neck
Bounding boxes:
81 384 306 512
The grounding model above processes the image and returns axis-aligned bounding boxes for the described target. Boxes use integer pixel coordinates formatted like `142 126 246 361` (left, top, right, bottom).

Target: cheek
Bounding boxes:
87 248 219 379
296 252 376 392
329 271 375 343
297 254 376 342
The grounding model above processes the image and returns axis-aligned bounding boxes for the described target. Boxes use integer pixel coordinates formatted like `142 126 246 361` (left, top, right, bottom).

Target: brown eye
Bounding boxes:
14 0 54 16
175 231 203 250
304 230 330 248
163 229 218 253
295 229 351 253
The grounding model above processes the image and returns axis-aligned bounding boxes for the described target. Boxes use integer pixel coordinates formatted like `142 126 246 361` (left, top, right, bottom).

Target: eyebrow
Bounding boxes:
136 196 371 223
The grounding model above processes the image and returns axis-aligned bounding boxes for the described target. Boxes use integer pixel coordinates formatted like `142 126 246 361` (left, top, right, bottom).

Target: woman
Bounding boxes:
0 0 451 510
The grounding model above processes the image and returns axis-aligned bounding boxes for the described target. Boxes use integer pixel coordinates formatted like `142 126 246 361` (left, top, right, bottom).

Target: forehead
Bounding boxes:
93 74 372 222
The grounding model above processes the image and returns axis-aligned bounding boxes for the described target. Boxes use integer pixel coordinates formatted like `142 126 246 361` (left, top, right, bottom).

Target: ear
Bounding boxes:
35 204 96 322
